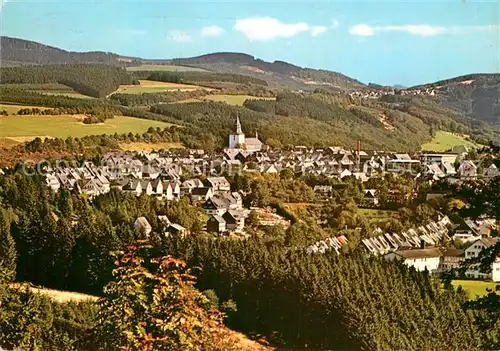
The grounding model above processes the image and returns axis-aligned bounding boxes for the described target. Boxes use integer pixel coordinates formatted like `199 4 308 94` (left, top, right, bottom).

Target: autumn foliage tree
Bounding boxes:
94 242 241 351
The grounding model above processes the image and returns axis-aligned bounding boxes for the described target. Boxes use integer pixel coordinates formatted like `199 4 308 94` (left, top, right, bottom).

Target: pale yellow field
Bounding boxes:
10 283 98 303
175 94 275 106
114 80 204 94
119 141 184 151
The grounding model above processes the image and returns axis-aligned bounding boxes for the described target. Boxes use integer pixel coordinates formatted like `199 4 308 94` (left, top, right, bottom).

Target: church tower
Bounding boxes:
229 115 245 149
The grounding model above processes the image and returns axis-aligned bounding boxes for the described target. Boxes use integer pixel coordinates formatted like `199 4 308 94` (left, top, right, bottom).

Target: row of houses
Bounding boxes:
361 216 452 256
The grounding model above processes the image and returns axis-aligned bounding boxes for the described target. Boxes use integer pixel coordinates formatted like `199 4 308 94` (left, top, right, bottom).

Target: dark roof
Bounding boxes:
191 187 212 196
393 248 442 259
439 248 464 257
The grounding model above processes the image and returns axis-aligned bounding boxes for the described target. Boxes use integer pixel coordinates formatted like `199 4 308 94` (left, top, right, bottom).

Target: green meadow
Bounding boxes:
421 131 479 152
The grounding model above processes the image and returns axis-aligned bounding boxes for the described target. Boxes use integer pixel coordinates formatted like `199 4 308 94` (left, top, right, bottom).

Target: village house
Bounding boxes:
190 187 214 202
363 189 379 206
384 248 442 274
457 160 477 179
464 238 499 279
165 223 187 237
222 210 246 232
134 217 152 236
313 185 333 198
207 215 227 233
204 177 231 193
163 181 181 201
439 248 464 272
122 179 142 196
202 197 230 216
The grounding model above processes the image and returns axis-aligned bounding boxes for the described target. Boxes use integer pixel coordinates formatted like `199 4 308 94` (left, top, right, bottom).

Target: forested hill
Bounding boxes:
0 36 137 66
169 52 366 90
409 74 500 125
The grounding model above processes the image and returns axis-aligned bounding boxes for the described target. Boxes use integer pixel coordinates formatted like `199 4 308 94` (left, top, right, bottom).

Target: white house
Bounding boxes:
134 217 152 236
464 238 499 279
384 248 442 273
492 258 500 282
457 160 477 178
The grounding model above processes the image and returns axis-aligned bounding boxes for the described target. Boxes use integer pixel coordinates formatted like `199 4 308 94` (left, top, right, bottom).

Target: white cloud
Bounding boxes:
169 30 192 42
201 25 225 37
382 25 447 36
349 24 375 36
331 19 340 29
235 17 309 41
349 23 500 37
234 17 328 41
310 25 327 37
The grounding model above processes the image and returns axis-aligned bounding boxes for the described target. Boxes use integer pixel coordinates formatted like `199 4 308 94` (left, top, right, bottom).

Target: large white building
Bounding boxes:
384 248 442 273
464 238 499 280
228 115 262 152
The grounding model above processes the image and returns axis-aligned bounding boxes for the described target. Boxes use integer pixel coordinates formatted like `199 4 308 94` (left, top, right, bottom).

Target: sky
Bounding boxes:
1 0 499 86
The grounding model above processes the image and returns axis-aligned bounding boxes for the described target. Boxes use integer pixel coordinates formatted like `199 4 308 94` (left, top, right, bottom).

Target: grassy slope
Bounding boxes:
0 115 170 140
452 280 498 298
176 94 276 106
115 79 204 94
126 64 208 72
421 131 480 152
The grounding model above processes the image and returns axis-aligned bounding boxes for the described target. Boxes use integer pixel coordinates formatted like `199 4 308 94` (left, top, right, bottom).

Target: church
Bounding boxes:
228 115 263 152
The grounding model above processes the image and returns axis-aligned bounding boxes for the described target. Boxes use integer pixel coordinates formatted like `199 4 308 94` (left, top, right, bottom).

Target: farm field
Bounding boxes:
421 131 479 152
176 94 276 106
126 64 208 72
119 141 184 152
0 115 171 145
0 103 52 115
114 79 204 94
451 280 498 298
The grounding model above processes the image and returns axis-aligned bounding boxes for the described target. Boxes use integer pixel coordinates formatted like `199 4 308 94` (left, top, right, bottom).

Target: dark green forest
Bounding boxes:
0 65 135 97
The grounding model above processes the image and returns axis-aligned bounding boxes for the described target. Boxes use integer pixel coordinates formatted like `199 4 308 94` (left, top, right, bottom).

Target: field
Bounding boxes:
114 79 204 94
451 280 498 298
11 283 98 303
0 115 171 145
119 141 184 152
0 103 52 115
421 131 479 152
126 64 208 72
1 83 93 99
176 94 276 106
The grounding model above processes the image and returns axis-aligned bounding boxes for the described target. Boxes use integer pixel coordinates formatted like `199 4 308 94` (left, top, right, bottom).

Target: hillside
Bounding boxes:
0 36 136 66
409 74 500 124
169 52 366 90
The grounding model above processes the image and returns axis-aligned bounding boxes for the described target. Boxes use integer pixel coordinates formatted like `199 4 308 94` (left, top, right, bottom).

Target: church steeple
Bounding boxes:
235 114 242 134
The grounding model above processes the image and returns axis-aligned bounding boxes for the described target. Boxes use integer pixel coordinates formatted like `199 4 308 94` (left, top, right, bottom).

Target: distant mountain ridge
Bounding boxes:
0 36 134 66
168 52 365 90
409 74 500 124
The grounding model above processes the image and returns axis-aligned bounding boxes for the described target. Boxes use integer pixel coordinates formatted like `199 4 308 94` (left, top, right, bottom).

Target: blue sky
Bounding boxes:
1 0 499 86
